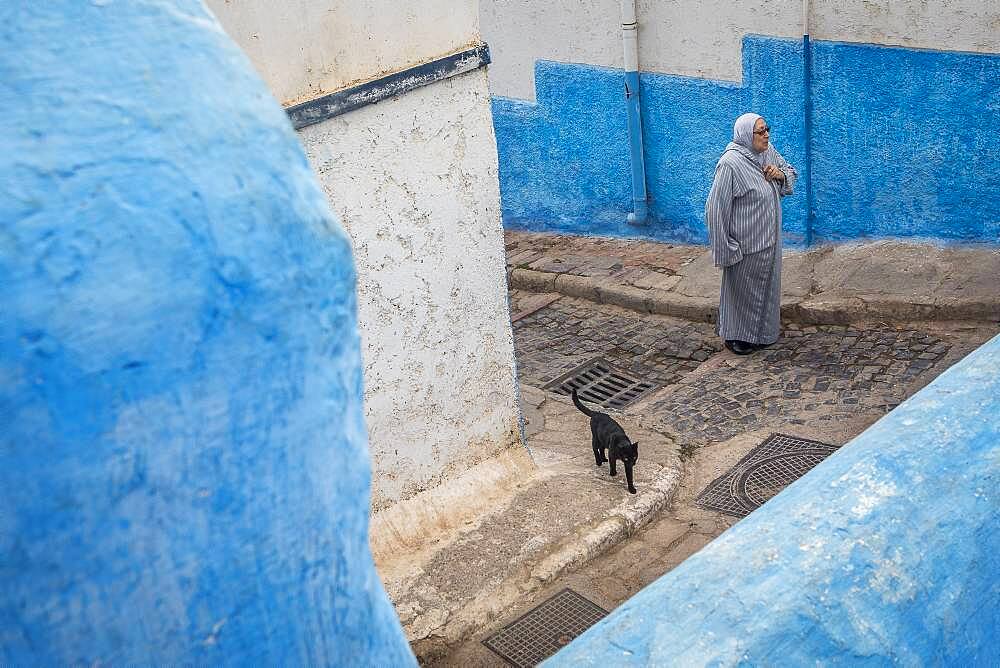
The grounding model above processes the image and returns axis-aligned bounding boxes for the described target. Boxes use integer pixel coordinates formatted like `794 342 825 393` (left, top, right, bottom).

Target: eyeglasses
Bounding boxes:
753 126 771 135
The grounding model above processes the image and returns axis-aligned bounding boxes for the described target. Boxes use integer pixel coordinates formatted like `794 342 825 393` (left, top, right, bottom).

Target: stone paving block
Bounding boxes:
529 256 579 273
510 293 562 323
610 266 647 283
630 272 683 292
507 249 540 266
580 256 625 272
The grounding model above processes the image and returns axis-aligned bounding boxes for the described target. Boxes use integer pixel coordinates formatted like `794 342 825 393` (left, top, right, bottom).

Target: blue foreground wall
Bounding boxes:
547 333 1000 665
493 36 1000 246
1 2 414 665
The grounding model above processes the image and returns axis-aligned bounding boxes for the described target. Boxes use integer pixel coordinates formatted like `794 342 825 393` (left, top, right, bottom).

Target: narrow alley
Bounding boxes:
424 231 997 666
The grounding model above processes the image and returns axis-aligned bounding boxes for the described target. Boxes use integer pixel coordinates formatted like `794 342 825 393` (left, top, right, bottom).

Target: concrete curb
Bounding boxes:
511 268 717 322
408 464 682 662
789 295 1000 324
509 268 1000 324
531 466 682 584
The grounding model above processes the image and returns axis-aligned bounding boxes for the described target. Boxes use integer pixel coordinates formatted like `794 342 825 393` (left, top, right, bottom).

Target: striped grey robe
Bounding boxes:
705 142 797 345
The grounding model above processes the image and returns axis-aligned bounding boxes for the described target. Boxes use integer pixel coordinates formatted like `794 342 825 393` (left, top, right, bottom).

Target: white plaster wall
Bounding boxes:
480 0 621 101
811 0 1000 52
298 68 522 511
481 0 1000 99
206 0 480 105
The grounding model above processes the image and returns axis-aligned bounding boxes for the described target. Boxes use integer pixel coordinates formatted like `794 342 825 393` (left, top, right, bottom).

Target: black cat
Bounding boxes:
572 388 639 494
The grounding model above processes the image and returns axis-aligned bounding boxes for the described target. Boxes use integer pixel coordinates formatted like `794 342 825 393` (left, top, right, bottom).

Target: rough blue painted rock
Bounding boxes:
547 334 1000 665
0 2 413 665
493 35 1000 247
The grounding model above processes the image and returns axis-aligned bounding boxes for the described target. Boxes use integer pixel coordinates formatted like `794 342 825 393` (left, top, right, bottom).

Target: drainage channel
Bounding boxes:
543 357 659 410
482 589 608 668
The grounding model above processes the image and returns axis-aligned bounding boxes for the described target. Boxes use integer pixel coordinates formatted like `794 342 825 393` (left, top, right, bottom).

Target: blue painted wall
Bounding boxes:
811 41 1000 242
1 2 414 665
548 333 1000 665
493 36 1000 246
492 67 634 237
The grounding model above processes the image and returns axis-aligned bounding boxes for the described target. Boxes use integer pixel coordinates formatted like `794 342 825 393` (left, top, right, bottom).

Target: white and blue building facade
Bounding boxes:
4 0 525 661
482 0 1000 246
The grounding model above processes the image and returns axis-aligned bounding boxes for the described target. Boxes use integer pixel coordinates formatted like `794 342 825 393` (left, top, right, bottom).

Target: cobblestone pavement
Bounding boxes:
643 323 954 448
511 291 968 452
511 292 720 390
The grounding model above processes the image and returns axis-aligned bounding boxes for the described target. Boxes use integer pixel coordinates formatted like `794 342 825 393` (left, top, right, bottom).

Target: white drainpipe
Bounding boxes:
621 0 648 224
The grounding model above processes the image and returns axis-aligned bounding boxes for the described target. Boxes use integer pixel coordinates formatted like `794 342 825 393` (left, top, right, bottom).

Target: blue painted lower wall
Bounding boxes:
492 36 1000 246
1 2 413 665
547 333 1000 665
811 41 1000 242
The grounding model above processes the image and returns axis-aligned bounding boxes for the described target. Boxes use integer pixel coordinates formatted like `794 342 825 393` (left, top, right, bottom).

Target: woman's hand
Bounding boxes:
763 164 785 182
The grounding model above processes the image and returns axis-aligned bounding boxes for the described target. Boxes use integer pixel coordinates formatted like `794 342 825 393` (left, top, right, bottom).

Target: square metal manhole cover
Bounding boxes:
543 358 658 410
482 588 608 667
695 433 841 518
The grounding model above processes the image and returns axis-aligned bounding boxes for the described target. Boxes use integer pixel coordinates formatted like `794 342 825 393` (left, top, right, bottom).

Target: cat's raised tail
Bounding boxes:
571 388 597 417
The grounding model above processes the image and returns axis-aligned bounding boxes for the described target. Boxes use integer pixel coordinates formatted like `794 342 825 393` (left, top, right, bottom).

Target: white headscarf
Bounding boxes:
733 112 766 165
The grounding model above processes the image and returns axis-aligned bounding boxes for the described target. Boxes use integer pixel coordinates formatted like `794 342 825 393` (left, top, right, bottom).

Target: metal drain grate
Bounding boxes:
482 588 608 667
543 358 658 410
695 433 841 518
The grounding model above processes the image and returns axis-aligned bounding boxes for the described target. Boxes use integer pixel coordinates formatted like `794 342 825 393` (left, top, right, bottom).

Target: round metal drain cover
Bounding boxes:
733 449 835 512
695 433 841 518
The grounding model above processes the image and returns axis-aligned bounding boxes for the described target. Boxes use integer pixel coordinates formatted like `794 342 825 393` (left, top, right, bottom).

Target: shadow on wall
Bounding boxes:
492 35 1000 247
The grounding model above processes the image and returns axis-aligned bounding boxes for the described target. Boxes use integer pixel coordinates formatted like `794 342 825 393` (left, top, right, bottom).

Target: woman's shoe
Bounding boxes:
725 339 755 355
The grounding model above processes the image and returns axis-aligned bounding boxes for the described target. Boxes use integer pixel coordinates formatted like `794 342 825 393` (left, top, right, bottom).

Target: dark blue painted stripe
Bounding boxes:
286 43 491 130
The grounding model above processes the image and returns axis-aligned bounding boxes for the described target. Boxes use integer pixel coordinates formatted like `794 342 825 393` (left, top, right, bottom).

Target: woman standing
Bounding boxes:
705 113 797 355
